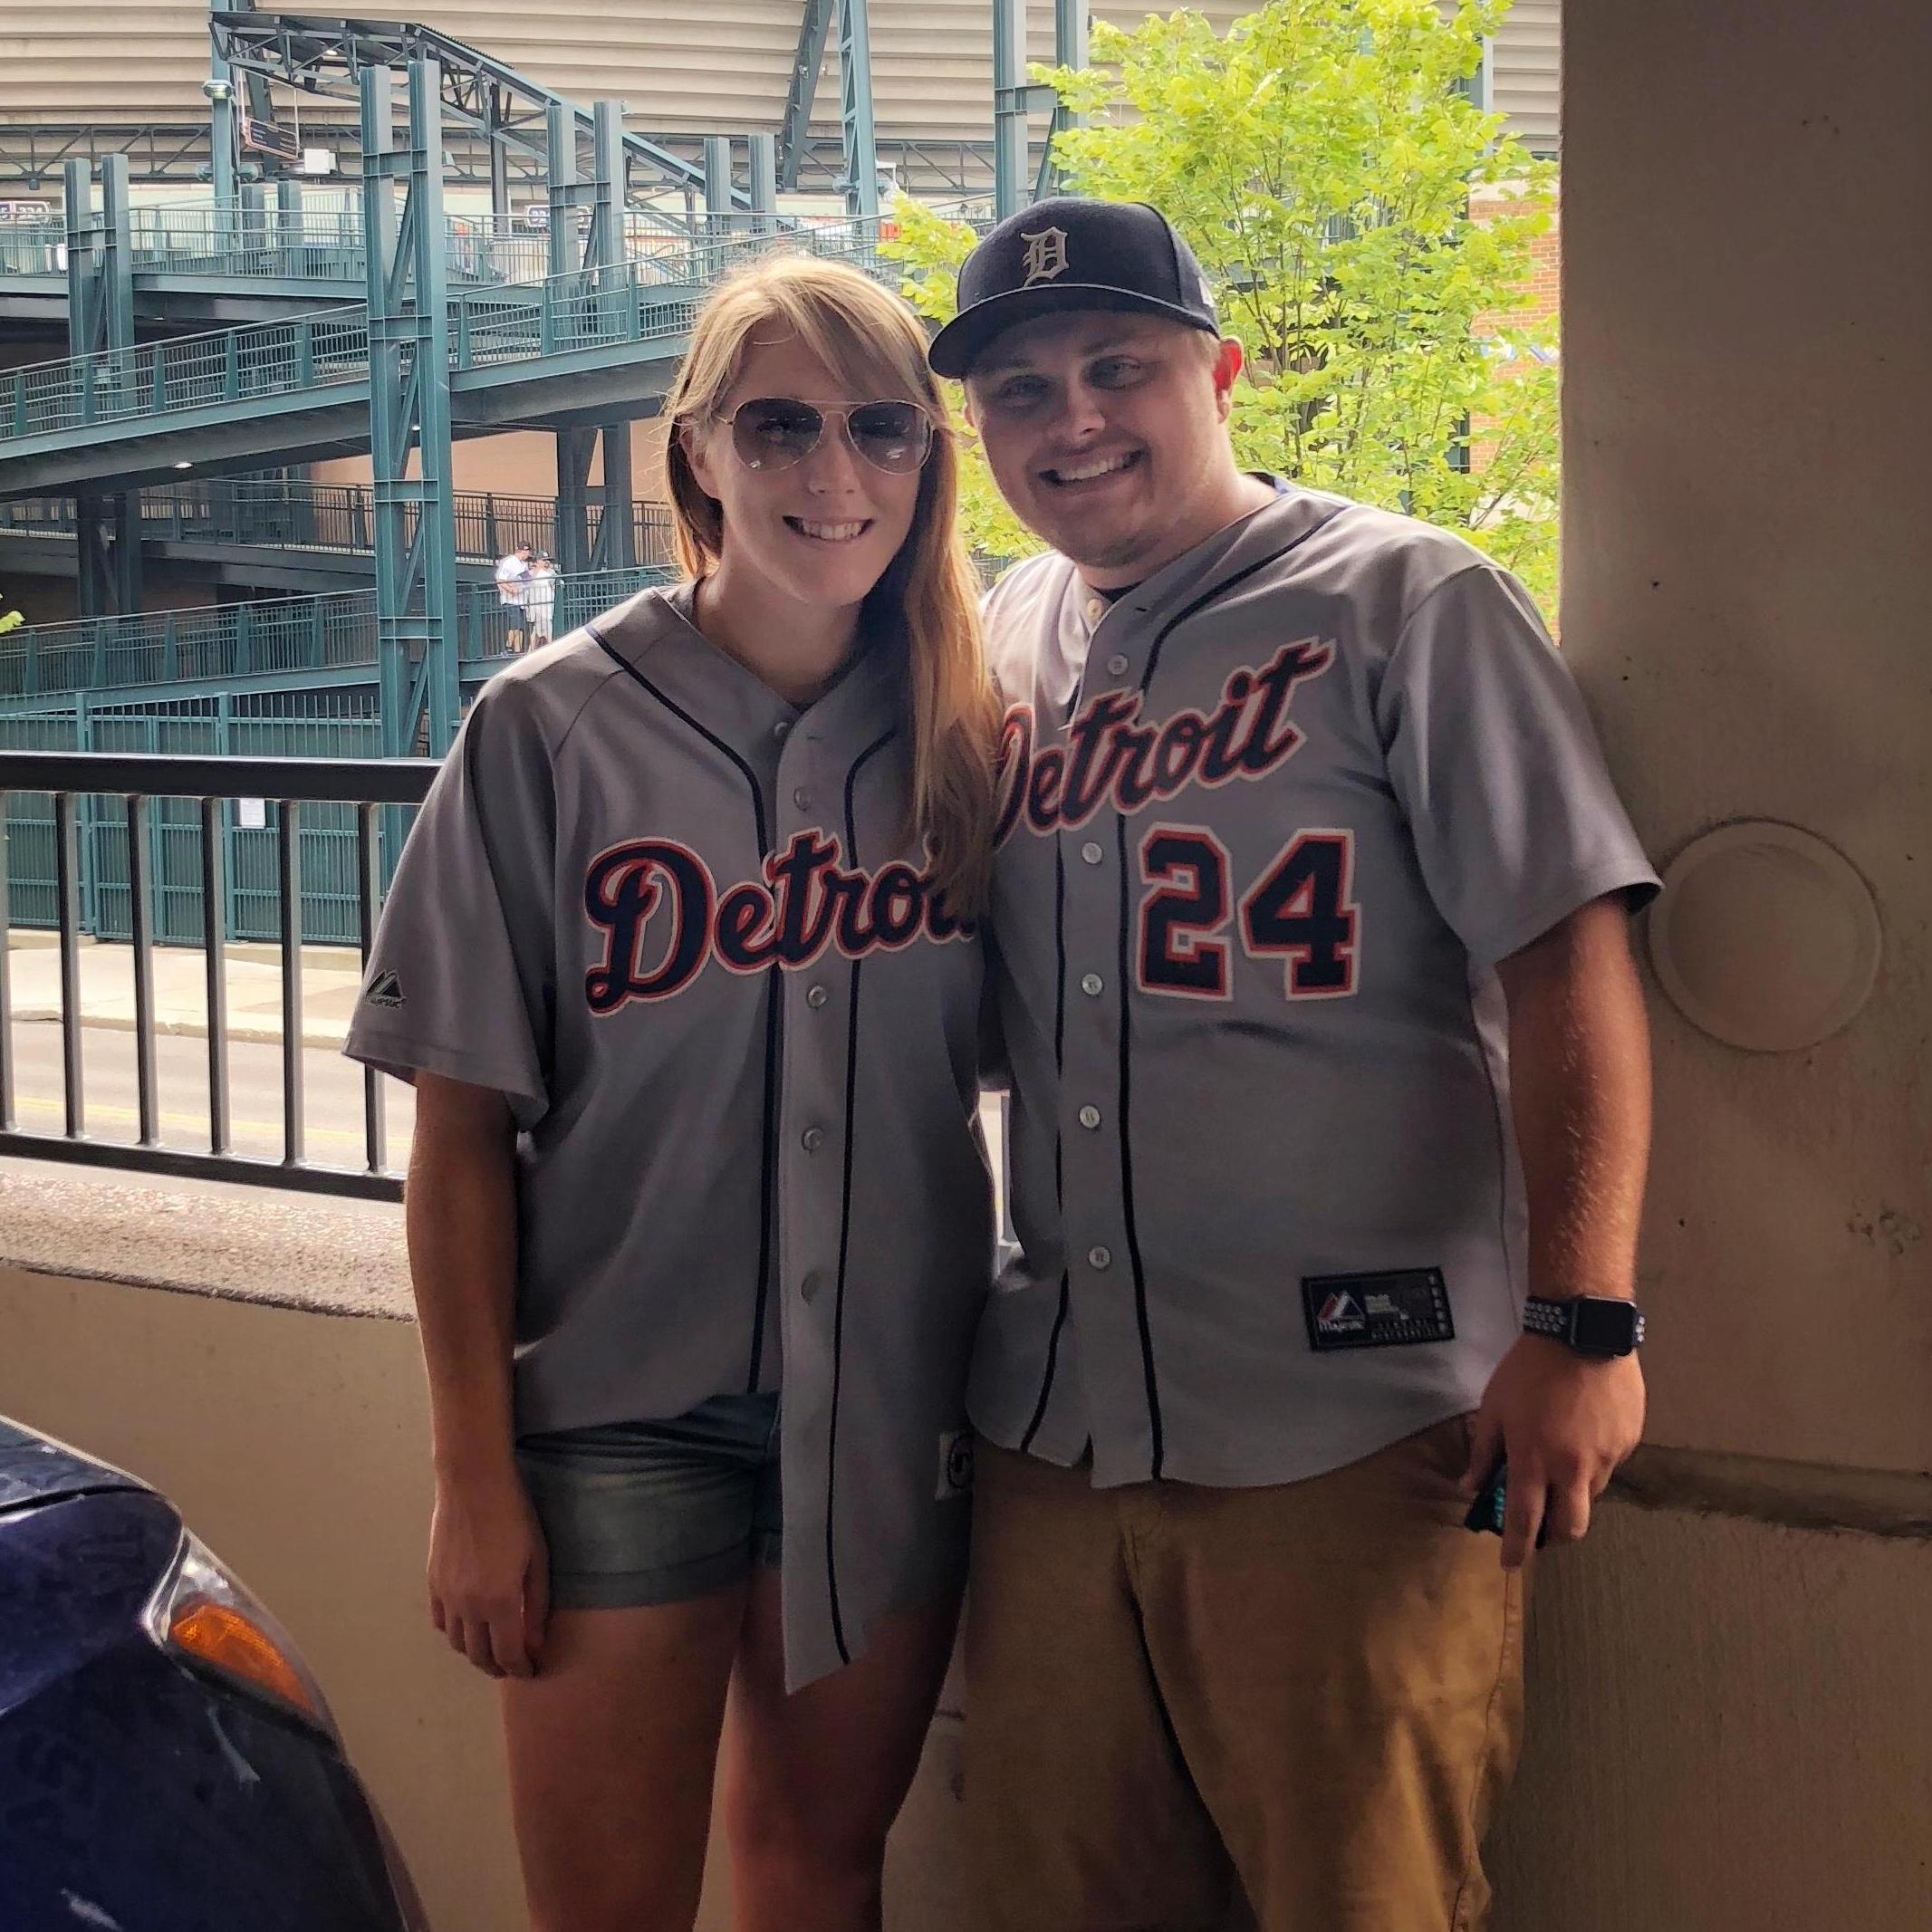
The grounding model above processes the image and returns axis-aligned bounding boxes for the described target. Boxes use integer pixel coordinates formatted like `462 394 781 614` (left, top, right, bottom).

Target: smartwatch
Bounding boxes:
1522 1294 1645 1358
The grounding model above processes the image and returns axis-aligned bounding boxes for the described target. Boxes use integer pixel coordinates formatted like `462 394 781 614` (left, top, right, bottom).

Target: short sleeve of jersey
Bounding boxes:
1375 562 1660 969
342 679 555 1114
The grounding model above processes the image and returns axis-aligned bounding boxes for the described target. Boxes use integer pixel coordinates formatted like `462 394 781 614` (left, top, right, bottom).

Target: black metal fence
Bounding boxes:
0 749 436 1201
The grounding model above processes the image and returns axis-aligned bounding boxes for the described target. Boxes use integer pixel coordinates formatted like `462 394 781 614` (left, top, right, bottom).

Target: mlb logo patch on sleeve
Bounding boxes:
1302 1268 1455 1351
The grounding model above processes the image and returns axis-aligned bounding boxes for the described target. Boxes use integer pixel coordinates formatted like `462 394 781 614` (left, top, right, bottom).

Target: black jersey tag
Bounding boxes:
1302 1268 1455 1351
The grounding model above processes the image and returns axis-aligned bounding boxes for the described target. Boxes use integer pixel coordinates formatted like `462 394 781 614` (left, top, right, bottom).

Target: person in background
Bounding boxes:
525 552 559 649
495 542 533 653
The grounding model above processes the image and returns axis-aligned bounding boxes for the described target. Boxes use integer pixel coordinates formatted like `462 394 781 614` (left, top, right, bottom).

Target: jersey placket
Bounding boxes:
768 663 900 1675
774 712 841 1413
1055 593 1168 1485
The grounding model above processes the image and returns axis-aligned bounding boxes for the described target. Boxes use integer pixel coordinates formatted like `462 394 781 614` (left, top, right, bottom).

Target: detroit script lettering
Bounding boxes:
583 830 972 1012
995 637 1334 842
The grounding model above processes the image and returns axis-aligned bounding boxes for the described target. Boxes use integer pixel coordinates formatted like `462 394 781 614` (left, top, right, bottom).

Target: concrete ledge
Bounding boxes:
0 1156 411 1317
1615 1442 1932 1542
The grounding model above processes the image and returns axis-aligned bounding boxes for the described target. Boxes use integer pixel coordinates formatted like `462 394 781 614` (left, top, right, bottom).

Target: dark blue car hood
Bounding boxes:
0 1417 151 1514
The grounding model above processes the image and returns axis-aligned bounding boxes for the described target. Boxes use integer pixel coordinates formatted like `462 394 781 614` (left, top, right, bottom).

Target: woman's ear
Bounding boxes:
678 419 719 501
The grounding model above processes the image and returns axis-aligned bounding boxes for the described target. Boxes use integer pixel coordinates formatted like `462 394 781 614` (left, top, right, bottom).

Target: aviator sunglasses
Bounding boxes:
721 397 935 476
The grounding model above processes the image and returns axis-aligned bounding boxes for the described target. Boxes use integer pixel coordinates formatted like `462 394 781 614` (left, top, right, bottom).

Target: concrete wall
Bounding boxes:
10 1262 1922 1932
0 1264 748 1932
309 421 669 509
1483 0 1932 1922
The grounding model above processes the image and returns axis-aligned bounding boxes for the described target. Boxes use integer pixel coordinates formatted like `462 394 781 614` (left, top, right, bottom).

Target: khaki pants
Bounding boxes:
964 1419 1526 1932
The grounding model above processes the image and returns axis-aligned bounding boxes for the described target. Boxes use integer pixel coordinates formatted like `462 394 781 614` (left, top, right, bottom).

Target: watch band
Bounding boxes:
1522 1294 1646 1356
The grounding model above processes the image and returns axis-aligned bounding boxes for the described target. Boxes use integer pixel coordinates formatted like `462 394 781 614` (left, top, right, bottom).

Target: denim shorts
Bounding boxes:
514 1391 783 1610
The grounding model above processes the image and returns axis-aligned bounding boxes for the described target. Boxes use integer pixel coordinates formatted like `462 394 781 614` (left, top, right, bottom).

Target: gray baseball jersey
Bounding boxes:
344 582 993 1688
970 485 1660 1489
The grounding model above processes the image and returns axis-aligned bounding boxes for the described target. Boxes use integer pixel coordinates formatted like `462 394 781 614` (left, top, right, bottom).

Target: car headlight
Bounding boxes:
141 1530 341 1740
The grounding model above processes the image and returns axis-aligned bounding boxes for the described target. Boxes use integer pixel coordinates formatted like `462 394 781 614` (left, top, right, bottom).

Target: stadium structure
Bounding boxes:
0 0 1558 946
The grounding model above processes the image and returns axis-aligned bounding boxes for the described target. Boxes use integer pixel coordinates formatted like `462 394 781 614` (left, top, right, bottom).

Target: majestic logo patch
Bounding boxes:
1315 1289 1365 1333
1302 1269 1455 1352
362 970 405 1008
1019 225 1070 287
583 830 974 1014
995 638 1334 846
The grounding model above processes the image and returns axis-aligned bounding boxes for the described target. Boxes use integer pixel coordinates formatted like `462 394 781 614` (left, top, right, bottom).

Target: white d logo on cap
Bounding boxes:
1019 226 1070 288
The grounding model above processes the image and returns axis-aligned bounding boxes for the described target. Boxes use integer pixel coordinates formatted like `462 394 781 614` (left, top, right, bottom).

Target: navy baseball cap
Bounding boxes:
928 197 1219 380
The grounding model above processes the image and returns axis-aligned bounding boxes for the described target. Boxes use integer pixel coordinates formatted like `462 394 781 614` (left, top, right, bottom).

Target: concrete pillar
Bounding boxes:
1483 1 1932 1922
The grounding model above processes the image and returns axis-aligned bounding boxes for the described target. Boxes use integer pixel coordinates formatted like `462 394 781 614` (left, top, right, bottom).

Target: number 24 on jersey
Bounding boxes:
1136 825 1360 1001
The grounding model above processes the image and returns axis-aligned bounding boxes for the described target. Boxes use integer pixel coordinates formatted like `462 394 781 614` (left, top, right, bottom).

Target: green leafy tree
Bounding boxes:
888 0 1560 611
888 197 1044 566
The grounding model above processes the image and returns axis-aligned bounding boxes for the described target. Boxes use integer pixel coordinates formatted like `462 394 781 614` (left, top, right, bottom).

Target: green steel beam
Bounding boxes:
361 61 460 759
778 0 835 192
64 159 143 617
993 0 1028 221
839 0 882 220
556 427 591 576
748 135 779 234
212 13 753 209
1042 0 1088 199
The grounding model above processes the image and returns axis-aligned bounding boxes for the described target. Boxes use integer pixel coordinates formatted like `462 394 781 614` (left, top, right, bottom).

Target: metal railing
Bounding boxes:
116 197 727 290
0 481 676 570
0 224 63 277
128 202 370 283
0 747 433 1199
0 563 672 702
2 303 373 439
0 218 896 446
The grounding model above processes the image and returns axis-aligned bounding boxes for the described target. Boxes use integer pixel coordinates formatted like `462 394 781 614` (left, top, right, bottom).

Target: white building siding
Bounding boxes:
0 0 1561 158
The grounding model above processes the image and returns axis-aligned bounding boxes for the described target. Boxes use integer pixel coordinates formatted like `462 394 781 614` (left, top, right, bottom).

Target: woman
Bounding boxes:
524 550 558 648
344 254 999 1932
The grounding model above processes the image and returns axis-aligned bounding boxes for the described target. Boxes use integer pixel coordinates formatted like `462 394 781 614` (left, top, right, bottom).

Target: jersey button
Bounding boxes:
806 983 829 1009
1080 841 1104 866
800 1270 823 1302
773 719 793 741
1080 973 1103 997
793 786 812 811
801 1126 825 1153
1077 1104 1101 1129
1084 597 1105 623
1087 1245 1112 1270
1106 653 1129 678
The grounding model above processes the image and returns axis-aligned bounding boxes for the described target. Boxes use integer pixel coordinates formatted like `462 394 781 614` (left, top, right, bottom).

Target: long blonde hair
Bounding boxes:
663 252 998 914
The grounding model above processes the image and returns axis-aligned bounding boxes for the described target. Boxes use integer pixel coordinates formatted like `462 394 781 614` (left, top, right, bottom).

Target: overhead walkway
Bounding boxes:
0 563 671 713
0 197 725 332
0 481 674 590
0 219 895 498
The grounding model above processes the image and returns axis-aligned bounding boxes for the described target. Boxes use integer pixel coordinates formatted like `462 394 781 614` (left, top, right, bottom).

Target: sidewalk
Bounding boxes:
5 930 364 1050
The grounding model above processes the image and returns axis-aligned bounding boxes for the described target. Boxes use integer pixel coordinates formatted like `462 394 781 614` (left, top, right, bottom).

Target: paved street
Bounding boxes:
5 1017 414 1174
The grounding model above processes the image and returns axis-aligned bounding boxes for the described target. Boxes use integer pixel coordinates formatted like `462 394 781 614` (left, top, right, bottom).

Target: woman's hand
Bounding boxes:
428 1466 551 1679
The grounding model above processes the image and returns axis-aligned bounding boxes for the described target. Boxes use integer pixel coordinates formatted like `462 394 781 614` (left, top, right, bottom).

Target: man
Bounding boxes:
495 541 533 653
930 197 1659 1930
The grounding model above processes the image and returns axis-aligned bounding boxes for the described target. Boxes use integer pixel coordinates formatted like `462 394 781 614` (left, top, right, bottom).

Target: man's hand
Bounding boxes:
1460 1335 1646 1569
